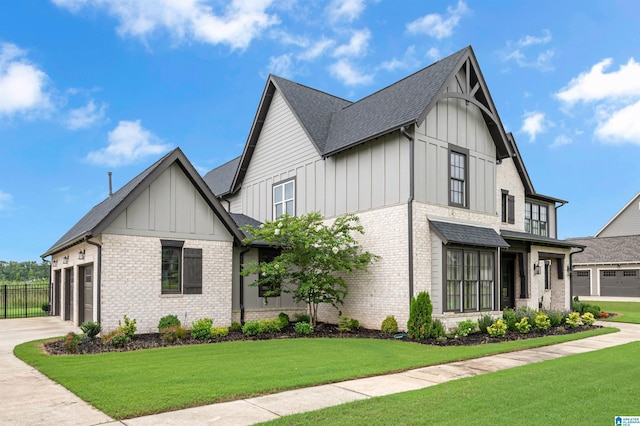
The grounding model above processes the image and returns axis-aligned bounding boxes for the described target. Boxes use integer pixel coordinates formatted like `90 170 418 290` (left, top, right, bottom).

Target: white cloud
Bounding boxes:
520 111 546 142
86 120 171 166
327 0 365 22
550 134 572 149
0 43 51 116
556 58 640 105
406 0 468 39
298 38 335 61
267 53 294 78
596 100 640 144
65 100 107 130
426 47 441 61
333 29 370 58
502 30 554 71
53 0 278 50
379 46 419 72
0 189 12 210
329 59 373 86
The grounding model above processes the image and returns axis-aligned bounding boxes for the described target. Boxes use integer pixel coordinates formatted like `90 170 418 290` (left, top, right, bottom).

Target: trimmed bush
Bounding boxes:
230 321 242 332
487 319 507 338
454 319 477 337
535 312 551 331
158 314 180 331
381 315 399 334
478 314 493 334
407 291 433 340
294 321 314 335
242 321 262 336
278 312 290 328
80 321 102 339
338 315 360 332
502 308 518 331
191 318 213 340
211 327 229 338
566 312 582 328
259 318 283 334
294 312 310 323
429 319 446 338
581 312 596 326
161 325 188 343
545 309 565 327
515 317 531 334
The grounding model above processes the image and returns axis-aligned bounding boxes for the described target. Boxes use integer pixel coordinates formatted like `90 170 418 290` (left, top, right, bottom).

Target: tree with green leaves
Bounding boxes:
241 212 379 326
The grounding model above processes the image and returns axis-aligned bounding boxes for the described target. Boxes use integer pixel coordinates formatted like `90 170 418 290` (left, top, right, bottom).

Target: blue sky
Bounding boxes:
1 0 639 261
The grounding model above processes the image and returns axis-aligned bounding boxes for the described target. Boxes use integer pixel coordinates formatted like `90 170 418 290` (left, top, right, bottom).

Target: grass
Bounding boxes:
593 301 640 324
15 328 614 419
267 341 640 425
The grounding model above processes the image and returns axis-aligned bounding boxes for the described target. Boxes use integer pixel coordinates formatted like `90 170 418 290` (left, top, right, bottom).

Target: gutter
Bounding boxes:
400 125 415 305
84 236 102 323
569 246 585 303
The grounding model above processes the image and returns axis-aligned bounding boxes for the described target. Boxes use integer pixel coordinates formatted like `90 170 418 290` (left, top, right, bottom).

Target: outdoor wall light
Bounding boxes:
78 249 85 260
52 259 58 267
62 255 69 264
534 261 541 275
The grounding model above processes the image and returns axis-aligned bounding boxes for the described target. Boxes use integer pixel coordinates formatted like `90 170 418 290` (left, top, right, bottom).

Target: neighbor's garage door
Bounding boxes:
573 270 591 296
600 270 640 297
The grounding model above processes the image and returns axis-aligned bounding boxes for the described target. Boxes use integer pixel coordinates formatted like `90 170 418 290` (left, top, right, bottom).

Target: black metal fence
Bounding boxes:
0 283 51 319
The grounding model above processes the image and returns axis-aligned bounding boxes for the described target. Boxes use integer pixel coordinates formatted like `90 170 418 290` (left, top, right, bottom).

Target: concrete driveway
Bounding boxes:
0 317 113 425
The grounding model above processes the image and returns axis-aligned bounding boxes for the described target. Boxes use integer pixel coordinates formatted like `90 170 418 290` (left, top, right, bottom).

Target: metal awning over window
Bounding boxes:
430 220 510 248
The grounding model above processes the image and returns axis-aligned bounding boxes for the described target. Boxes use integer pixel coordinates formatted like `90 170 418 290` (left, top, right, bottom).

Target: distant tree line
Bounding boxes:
0 261 50 282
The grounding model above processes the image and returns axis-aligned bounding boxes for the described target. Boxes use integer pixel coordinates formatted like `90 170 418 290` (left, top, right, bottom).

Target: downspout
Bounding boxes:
239 246 251 325
84 236 102 323
569 246 585 304
400 126 415 305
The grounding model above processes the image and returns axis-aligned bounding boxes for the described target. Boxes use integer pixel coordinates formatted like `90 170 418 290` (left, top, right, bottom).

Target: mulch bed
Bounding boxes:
43 322 602 356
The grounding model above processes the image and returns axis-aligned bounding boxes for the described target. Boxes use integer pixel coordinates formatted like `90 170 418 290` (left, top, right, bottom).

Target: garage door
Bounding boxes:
573 270 591 296
600 270 640 297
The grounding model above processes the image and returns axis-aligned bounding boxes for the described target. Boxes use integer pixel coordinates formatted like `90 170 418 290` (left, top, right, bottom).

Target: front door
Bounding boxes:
500 255 515 310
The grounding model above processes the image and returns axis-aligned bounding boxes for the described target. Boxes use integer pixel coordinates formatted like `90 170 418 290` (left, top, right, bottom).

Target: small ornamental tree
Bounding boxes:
241 212 379 326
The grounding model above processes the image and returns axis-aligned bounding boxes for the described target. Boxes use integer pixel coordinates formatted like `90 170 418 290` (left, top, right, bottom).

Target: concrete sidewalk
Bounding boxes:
117 321 640 426
1 318 638 426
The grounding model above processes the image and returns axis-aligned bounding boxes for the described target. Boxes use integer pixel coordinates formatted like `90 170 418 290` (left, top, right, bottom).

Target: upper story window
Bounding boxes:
525 202 548 237
273 179 295 218
501 190 515 224
449 146 468 208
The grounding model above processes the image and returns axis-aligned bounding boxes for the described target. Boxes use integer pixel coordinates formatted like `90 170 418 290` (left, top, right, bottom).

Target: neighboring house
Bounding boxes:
570 192 640 297
44 45 582 332
42 149 246 332
204 45 581 329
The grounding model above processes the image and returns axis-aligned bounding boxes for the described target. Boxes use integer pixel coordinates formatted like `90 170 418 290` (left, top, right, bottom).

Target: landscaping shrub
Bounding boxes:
502 308 518 331
566 312 582 328
278 312 290 328
158 314 180 331
294 321 314 335
62 332 80 353
242 321 262 336
230 321 242 332
584 305 601 317
535 312 551 331
407 291 433 340
581 312 596 326
487 319 507 338
545 309 565 327
210 327 229 338
381 315 399 334
338 315 360 332
515 317 531 334
451 319 477 338
294 312 310 323
161 325 188 343
103 329 130 348
259 318 283 334
80 321 102 339
599 311 610 319
429 319 446 338
191 318 214 340
478 314 493 334
117 315 137 339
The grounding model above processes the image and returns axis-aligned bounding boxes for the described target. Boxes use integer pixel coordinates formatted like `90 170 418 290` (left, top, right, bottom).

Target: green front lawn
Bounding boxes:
268 341 640 425
15 328 614 419
595 301 640 324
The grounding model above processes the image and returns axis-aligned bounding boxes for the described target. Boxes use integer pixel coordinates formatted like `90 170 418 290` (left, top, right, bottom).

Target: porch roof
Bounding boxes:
430 220 510 248
501 229 585 249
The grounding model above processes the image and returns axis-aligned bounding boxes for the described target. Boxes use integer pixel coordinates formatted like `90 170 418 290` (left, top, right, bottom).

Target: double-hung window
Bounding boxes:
273 179 295 218
525 202 548 236
449 146 468 208
161 240 202 295
445 247 495 312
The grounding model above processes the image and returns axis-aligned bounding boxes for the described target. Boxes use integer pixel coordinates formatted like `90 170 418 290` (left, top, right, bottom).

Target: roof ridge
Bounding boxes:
270 74 352 104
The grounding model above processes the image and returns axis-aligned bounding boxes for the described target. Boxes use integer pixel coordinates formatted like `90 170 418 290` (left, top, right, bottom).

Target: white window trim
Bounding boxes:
273 179 295 219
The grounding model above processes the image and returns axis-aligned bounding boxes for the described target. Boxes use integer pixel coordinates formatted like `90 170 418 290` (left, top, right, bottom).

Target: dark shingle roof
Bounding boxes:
501 229 583 249
271 76 352 153
203 156 240 196
43 148 245 257
324 47 468 156
430 220 510 248
568 235 640 264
